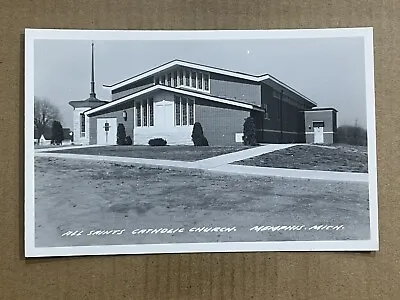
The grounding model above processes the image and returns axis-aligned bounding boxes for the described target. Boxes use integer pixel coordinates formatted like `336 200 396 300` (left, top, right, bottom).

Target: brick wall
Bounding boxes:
195 99 250 146
209 74 261 106
304 109 337 144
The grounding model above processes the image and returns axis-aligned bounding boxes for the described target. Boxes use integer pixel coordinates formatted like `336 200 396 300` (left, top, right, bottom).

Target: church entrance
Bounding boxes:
97 118 117 145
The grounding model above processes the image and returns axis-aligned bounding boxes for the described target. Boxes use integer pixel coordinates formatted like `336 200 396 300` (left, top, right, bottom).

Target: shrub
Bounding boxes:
191 122 209 146
242 117 257 146
51 120 64 145
336 125 367 146
117 123 126 145
148 138 167 146
125 136 133 145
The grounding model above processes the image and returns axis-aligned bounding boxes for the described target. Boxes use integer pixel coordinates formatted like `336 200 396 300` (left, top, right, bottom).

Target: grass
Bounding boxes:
46 145 255 161
233 144 368 173
34 157 370 248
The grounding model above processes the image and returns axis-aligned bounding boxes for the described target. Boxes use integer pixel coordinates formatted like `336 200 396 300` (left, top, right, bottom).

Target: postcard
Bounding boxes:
25 27 378 257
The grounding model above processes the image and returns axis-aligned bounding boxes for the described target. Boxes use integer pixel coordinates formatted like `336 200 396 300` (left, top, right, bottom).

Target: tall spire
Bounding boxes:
90 42 96 98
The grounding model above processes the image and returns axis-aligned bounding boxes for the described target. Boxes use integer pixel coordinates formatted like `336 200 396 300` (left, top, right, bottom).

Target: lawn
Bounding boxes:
46 145 255 161
233 144 368 173
34 156 370 248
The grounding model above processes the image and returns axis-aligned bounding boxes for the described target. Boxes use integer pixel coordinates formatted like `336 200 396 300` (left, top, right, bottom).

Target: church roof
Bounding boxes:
85 84 264 116
69 96 108 109
102 59 317 106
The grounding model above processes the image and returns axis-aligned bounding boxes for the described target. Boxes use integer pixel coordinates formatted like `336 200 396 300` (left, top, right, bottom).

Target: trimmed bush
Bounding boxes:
117 123 126 145
242 117 257 146
336 125 367 146
51 120 64 145
148 138 167 146
125 136 133 145
191 122 209 146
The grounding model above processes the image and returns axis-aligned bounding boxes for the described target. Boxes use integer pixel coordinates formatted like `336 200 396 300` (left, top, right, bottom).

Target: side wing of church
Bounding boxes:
71 51 337 146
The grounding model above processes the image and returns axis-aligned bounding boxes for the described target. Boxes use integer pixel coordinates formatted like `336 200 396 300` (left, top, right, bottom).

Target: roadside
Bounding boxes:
34 157 370 247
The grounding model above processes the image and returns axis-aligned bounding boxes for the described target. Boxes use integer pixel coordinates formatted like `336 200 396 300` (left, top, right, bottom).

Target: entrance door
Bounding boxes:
155 100 174 129
97 118 117 145
313 121 324 144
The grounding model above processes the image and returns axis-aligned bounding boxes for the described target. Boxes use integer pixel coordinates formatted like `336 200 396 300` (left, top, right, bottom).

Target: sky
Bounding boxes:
34 36 367 129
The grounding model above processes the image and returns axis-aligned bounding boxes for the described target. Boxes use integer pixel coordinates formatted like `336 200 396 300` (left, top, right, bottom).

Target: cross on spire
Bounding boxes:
90 41 96 98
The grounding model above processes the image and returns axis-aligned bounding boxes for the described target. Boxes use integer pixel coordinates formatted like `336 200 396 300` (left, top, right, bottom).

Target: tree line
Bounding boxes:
34 96 66 145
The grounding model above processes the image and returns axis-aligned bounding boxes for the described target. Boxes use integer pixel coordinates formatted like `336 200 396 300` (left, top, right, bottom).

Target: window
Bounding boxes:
173 71 177 87
142 101 148 126
174 95 195 126
188 99 194 125
80 113 85 137
191 71 196 88
136 102 141 126
185 70 190 86
175 96 181 126
160 75 165 85
167 73 171 86
181 97 187 125
203 73 209 91
154 76 159 85
179 70 184 85
149 99 154 126
198 73 202 89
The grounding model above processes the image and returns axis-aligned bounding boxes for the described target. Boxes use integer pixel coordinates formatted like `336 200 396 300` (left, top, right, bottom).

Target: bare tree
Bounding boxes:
34 96 62 138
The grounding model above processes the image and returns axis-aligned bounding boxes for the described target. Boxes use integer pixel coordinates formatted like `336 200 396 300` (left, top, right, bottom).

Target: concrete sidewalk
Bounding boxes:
193 144 298 168
206 164 369 182
35 144 103 153
35 147 368 182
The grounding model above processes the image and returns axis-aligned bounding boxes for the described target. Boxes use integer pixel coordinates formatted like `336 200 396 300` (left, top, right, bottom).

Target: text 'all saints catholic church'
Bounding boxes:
69 43 338 146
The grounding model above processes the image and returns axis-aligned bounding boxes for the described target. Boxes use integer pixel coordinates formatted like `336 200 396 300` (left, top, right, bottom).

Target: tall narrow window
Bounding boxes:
185 70 190 86
80 113 85 137
136 102 141 126
191 71 196 88
175 96 181 125
154 76 159 85
198 73 202 89
203 73 209 91
182 97 187 125
173 71 177 87
167 73 171 86
160 75 165 85
179 69 184 85
188 99 194 125
149 98 154 126
142 100 148 126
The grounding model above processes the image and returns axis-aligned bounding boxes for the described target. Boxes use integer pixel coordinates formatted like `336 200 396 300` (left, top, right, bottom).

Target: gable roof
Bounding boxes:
102 59 317 106
86 84 264 116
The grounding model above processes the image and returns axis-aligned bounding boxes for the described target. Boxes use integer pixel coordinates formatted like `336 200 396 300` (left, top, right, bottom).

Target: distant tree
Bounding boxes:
242 117 257 146
117 123 127 145
336 125 367 146
191 122 209 146
51 120 64 145
34 97 62 139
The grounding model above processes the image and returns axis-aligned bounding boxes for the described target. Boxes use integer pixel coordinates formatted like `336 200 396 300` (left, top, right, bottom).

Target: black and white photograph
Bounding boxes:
25 28 378 257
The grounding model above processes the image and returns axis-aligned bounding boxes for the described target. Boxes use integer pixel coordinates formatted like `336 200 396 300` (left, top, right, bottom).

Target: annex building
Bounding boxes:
70 45 337 146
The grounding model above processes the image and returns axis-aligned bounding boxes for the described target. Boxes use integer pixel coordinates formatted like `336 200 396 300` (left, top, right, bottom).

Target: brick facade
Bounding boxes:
304 109 337 144
209 74 261 106
195 99 250 145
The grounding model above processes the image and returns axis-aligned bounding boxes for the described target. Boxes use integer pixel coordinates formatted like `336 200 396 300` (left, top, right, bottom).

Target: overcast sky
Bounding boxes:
34 36 367 129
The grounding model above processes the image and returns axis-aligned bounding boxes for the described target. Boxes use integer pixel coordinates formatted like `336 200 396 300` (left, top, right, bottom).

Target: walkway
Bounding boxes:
34 144 369 183
193 144 299 168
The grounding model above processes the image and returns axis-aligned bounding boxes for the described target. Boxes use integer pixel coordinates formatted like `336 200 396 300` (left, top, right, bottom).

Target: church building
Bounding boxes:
70 44 337 146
